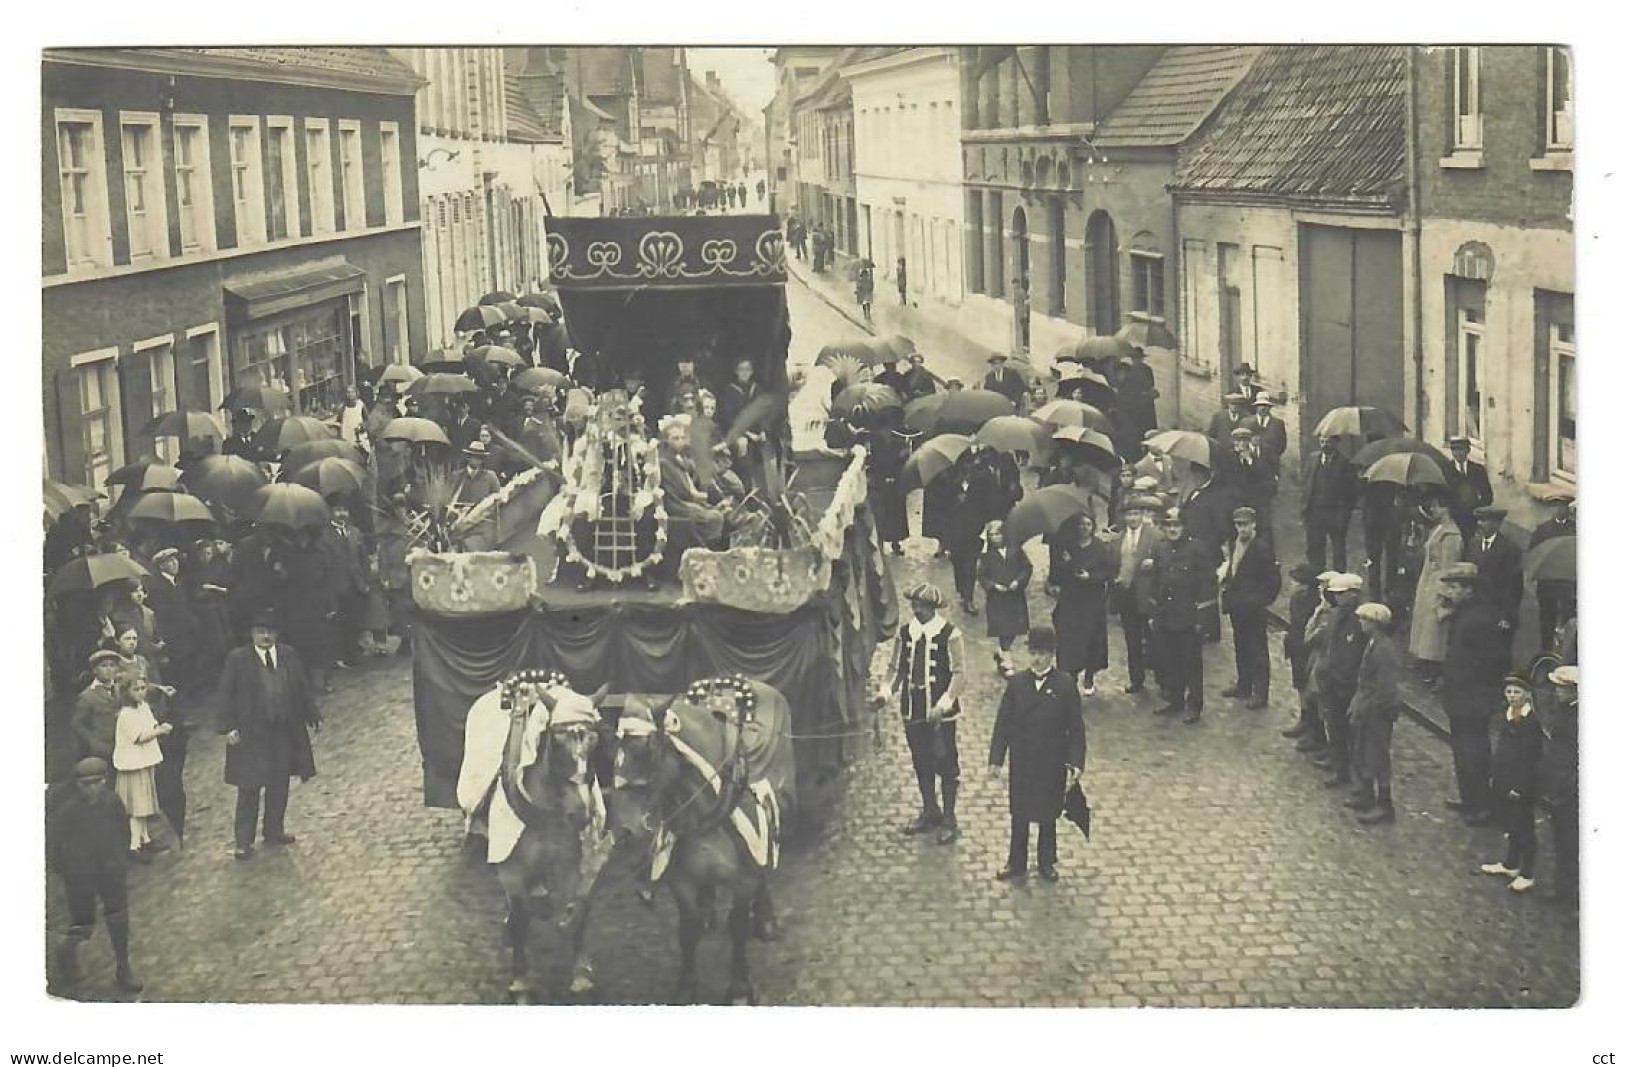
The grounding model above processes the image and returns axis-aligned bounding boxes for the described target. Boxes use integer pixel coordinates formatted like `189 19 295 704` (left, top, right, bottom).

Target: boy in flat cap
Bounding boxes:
1480 673 1543 894
1437 563 1508 826
73 650 123 766
888 583 967 845
47 757 143 993
1311 574 1367 786
1347 603 1402 824
1463 505 1523 637
988 625 1085 883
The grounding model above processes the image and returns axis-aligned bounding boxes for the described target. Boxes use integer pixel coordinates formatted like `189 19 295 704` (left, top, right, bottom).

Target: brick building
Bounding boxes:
1412 45 1574 530
43 47 426 485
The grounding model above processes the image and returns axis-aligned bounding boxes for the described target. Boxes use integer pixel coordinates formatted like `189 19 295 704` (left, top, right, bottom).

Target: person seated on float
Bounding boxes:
656 415 731 550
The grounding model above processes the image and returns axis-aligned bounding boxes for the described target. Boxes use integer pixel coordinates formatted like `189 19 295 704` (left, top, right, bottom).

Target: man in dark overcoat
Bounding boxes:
1442 435 1494 536
1462 505 1524 637
1437 563 1508 827
1247 394 1288 464
1146 508 1217 724
1113 350 1159 461
1302 433 1357 573
1206 392 1251 445
981 353 1026 408
1219 507 1281 709
215 609 321 860
898 352 939 405
319 499 371 667
988 625 1086 882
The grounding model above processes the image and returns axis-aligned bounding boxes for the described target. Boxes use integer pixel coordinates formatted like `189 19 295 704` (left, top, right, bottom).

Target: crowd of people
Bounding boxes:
824 342 1578 901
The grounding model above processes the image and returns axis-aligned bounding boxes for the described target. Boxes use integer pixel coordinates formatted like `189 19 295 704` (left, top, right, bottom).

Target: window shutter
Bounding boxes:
52 369 85 484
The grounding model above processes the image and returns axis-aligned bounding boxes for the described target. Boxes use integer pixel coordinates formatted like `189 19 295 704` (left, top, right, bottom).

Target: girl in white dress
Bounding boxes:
112 674 170 857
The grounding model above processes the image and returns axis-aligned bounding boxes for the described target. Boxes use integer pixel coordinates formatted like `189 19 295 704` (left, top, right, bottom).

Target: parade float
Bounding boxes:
410 215 896 812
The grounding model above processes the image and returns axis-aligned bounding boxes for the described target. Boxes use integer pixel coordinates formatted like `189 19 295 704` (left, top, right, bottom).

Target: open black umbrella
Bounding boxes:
478 290 519 306
221 383 293 416
518 291 562 318
106 460 183 492
182 454 268 511
47 552 149 598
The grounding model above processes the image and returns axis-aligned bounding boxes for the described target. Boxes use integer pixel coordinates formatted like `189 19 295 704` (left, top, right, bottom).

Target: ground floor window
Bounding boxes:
1457 306 1487 446
74 355 121 487
232 301 352 418
1550 321 1575 478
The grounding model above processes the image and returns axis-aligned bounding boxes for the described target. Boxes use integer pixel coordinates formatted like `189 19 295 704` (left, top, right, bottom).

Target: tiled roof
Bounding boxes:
572 48 636 96
177 47 420 85
504 67 555 143
505 49 567 141
639 47 685 105
1172 45 1408 209
1095 46 1259 148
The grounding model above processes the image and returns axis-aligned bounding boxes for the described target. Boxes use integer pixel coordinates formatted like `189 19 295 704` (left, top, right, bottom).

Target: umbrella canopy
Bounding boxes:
409 372 481 398
497 301 552 325
478 290 519 306
246 483 330 530
1055 336 1132 366
513 366 570 393
44 479 105 520
1051 425 1121 469
106 460 183 492
381 417 451 446
830 383 902 421
1004 484 1094 546
1057 363 1111 387
816 341 885 368
871 334 917 362
126 491 216 525
221 383 293 416
1145 429 1218 469
142 408 225 441
1525 535 1576 582
975 415 1053 459
421 347 473 373
468 344 524 368
1361 452 1447 488
255 415 335 453
47 552 150 598
900 434 973 491
1031 398 1112 433
1116 320 1179 352
1315 405 1405 441
903 393 945 434
288 457 370 497
374 363 425 386
281 438 367 472
914 389 1016 436
518 291 562 318
454 306 506 333
1350 436 1451 470
182 454 268 510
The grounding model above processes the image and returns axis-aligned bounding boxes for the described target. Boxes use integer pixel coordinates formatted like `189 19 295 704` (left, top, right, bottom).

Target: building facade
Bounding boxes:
1412 45 1574 530
43 47 426 484
767 48 840 217
848 48 966 308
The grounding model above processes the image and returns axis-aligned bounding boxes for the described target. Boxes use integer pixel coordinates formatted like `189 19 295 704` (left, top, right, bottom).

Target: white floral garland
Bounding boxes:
554 421 670 584
450 464 550 538
812 445 869 561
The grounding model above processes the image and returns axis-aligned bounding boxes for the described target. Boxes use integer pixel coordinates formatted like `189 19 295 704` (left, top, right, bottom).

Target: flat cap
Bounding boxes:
987 352 1008 363
1327 573 1365 593
151 546 181 564
1230 426 1255 439
1473 505 1507 520
73 757 109 779
1316 570 1341 584
1502 673 1534 692
88 649 122 668
1438 562 1480 583
1549 665 1579 687
1232 506 1258 521
1355 602 1392 625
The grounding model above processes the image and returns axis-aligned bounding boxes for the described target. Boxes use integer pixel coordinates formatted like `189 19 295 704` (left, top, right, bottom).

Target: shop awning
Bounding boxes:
224 262 367 322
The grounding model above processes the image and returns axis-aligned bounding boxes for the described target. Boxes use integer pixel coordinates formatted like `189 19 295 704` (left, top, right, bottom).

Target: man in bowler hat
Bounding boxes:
214 609 322 860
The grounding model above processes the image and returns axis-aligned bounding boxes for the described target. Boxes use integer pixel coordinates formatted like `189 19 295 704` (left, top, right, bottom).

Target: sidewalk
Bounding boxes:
787 253 1460 740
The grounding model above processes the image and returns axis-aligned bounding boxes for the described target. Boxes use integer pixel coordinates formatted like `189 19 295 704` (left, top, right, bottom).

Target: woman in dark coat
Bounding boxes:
947 447 1010 614
280 527 337 693
988 624 1086 880
866 411 911 553
977 520 1031 651
1051 512 1113 694
922 471 954 557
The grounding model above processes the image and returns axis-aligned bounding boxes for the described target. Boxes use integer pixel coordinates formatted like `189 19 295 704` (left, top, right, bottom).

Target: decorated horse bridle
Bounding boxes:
499 668 582 829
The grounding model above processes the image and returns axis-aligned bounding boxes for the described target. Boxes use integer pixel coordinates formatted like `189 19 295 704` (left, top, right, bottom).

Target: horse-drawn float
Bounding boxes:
409 214 897 1002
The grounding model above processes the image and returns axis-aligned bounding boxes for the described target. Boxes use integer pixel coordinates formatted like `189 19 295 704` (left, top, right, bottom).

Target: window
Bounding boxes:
1549 321 1575 479
1545 46 1573 151
184 325 224 412
265 117 298 241
385 276 409 364
1130 252 1165 320
172 116 216 253
1458 305 1487 446
305 119 335 235
136 337 178 462
72 352 123 487
1181 239 1207 362
379 122 404 226
55 110 112 271
338 121 365 230
120 114 168 260
228 118 266 246
1452 46 1482 151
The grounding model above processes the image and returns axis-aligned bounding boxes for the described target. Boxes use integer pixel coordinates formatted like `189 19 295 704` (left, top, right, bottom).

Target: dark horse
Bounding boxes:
461 675 612 1003
610 679 796 1004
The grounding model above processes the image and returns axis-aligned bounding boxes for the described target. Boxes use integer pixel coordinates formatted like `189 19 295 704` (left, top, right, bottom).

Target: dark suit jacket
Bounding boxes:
1441 597 1509 720
214 643 320 787
1247 414 1288 462
1220 536 1281 614
982 369 1026 406
988 668 1086 822
147 572 199 653
1464 533 1524 625
1180 481 1233 566
1145 535 1217 631
319 522 370 599
1303 450 1356 520
1444 460 1494 520
1206 410 1249 446
1111 523 1164 608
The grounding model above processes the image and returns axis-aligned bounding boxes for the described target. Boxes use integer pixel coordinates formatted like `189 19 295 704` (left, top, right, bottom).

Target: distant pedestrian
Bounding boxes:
111 674 169 860
989 625 1085 883
854 265 875 323
1345 602 1401 825
977 520 1031 652
1479 673 1544 894
47 757 143 994
889 583 966 845
214 610 322 861
896 257 908 307
981 353 1025 408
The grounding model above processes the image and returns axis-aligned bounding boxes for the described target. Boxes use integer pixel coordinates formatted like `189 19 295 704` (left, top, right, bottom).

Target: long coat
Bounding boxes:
1440 596 1508 721
1463 532 1524 628
978 545 1032 641
989 668 1086 822
1114 361 1159 448
1408 520 1462 661
866 429 912 543
1052 535 1114 673
214 642 320 788
1349 631 1402 780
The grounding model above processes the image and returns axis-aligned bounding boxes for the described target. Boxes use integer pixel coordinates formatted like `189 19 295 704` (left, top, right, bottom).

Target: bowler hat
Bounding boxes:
251 607 281 630
1234 364 1256 376
1027 625 1057 653
74 757 109 779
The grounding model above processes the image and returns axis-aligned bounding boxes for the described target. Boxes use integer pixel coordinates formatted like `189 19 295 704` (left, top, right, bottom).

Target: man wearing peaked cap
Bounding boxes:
1438 552 1508 827
1311 568 1367 786
1146 506 1215 724
1219 504 1280 709
889 579 968 845
47 754 144 993
1207 391 1251 446
73 650 124 766
1248 393 1288 462
1464 504 1523 635
1346 599 1401 823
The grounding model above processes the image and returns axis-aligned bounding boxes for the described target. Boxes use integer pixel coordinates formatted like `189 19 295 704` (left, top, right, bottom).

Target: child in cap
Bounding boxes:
1346 603 1401 824
1480 673 1544 893
1281 564 1324 744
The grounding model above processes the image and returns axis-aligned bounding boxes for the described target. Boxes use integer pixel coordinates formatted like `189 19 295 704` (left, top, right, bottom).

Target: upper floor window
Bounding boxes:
304 119 335 235
55 110 112 271
265 117 298 241
1452 46 1483 151
120 113 168 261
1545 46 1573 151
379 121 404 226
1130 250 1166 321
229 118 266 246
172 115 216 253
338 120 365 230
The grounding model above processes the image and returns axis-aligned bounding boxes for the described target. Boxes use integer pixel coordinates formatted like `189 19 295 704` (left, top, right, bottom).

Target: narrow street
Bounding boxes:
46 278 1579 1008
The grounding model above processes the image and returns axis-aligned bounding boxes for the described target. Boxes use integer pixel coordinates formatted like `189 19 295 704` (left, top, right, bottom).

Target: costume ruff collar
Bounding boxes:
908 615 948 642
